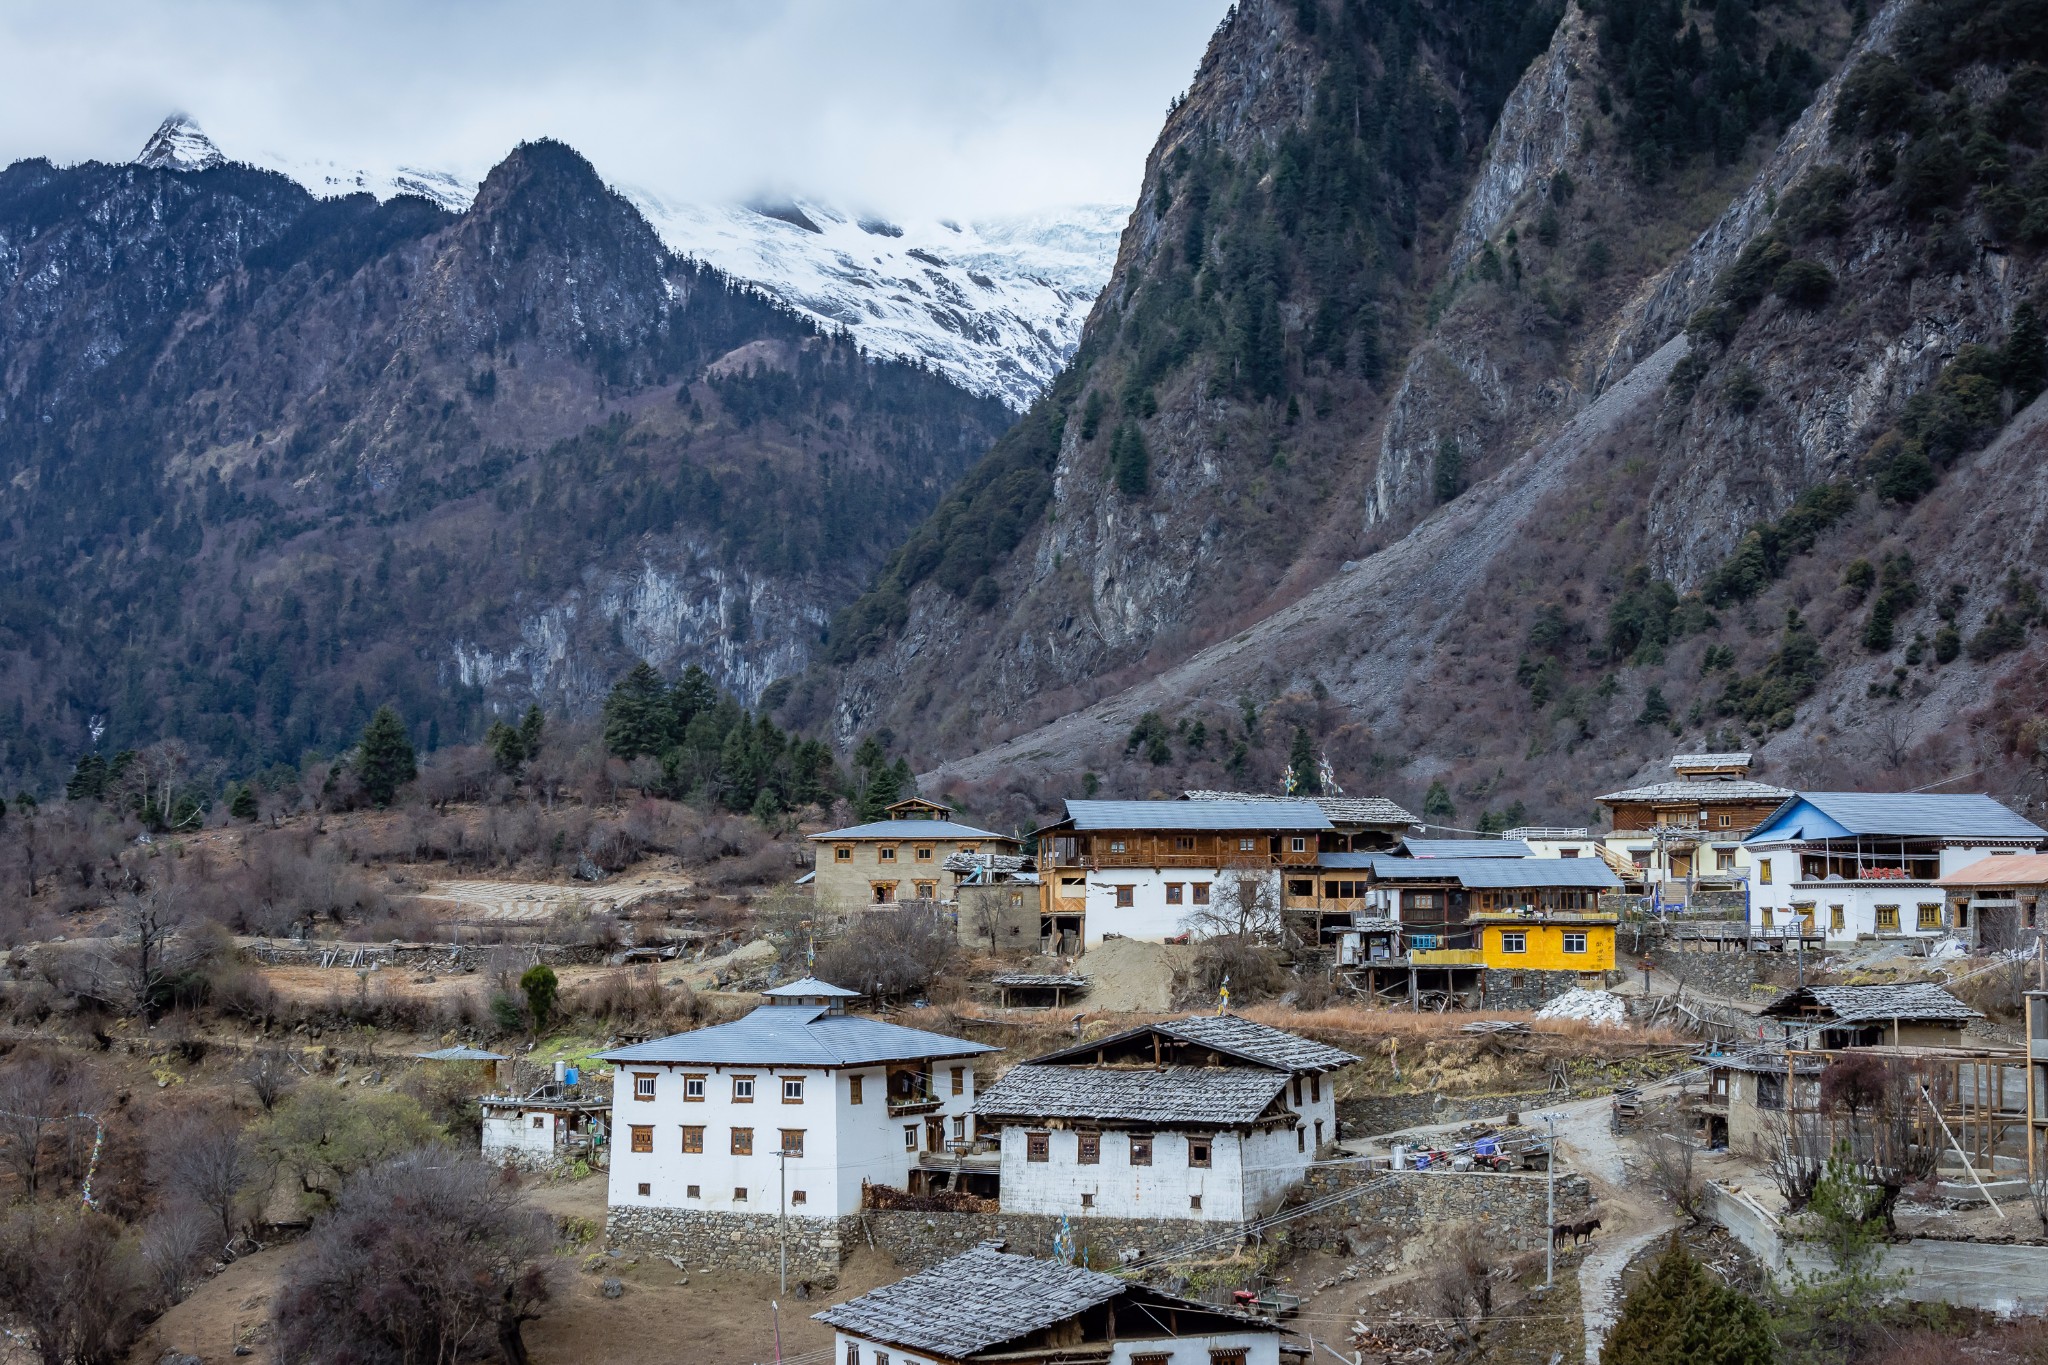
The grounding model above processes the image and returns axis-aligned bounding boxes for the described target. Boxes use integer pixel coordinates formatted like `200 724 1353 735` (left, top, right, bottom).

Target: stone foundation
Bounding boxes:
1647 946 1803 1000
604 1206 857 1282
1482 967 1611 1011
1289 1167 1594 1255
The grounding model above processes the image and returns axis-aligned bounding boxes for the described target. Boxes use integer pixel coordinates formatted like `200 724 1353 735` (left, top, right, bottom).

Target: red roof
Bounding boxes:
1937 853 2048 888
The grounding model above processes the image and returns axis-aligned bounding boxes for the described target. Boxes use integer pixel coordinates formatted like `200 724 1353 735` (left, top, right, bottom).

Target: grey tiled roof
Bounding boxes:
1763 983 1983 1025
1154 1012 1360 1071
1672 752 1753 768
1597 778 1792 803
597 1004 996 1067
810 819 1010 841
761 977 861 998
1402 838 1533 858
975 1064 1289 1126
990 973 1088 989
1364 856 1621 890
1185 790 1418 826
1062 799 1332 831
416 1046 508 1061
814 1244 1125 1356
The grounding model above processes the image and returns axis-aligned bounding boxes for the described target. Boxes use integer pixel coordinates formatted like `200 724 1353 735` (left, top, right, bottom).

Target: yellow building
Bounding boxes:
1465 911 1618 971
806 798 1016 914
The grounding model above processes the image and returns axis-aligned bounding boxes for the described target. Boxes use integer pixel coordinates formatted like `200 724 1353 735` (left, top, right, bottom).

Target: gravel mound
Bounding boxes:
1535 987 1630 1027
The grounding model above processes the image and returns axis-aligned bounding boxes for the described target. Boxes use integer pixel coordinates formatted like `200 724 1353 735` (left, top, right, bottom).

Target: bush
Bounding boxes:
1773 258 1835 308
813 904 957 1001
1778 165 1857 238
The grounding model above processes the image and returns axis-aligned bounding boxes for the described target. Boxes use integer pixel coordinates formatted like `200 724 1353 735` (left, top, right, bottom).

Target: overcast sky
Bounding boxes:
0 1 1229 217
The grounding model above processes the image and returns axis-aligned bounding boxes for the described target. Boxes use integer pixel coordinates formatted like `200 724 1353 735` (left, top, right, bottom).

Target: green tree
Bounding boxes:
1603 1233 1776 1365
669 665 718 735
517 704 546 756
486 720 526 774
1774 1145 1909 1361
519 964 559 1034
1637 686 1673 727
356 706 417 807
251 1083 442 1213
64 753 108 802
602 661 672 760
1288 725 1319 793
1423 781 1455 822
1127 712 1173 766
1433 436 1465 502
228 784 259 821
1110 422 1150 496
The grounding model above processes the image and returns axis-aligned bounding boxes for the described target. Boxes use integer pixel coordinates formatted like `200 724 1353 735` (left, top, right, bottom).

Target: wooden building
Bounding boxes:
1761 982 1983 1048
808 798 1017 914
1597 752 1791 891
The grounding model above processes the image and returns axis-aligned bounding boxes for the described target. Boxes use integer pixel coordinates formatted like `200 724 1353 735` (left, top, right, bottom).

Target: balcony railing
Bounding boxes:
886 1089 944 1116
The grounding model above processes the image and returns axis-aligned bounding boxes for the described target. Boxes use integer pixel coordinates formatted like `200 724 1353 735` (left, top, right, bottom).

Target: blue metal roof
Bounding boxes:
1317 852 1379 869
1364 856 1620 890
1745 793 2047 845
1401 839 1533 858
597 1004 996 1067
1061 799 1332 831
810 819 1009 841
761 977 861 998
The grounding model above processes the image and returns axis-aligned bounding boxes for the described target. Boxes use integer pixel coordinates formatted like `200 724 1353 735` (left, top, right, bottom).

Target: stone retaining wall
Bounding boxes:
605 1206 858 1282
858 1212 1214 1273
1646 946 1800 1000
1338 1090 1549 1137
1288 1167 1594 1255
1482 967 1609 1011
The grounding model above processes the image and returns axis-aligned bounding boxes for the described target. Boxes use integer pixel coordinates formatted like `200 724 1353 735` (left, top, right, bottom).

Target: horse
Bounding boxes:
1571 1216 1603 1246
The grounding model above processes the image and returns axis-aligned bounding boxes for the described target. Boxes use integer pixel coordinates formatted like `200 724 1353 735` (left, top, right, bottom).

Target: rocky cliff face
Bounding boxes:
0 140 1011 781
819 0 2048 833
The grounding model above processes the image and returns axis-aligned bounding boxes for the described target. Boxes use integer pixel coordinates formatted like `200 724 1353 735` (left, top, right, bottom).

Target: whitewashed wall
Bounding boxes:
834 1330 1280 1364
482 1110 557 1161
1746 840 2019 943
1083 869 1282 944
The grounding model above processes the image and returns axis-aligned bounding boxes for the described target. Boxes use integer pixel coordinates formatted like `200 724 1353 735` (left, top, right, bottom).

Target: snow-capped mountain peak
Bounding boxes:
134 114 225 172
125 114 1123 407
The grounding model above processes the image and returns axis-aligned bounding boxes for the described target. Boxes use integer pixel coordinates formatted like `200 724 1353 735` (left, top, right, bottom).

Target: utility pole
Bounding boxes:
778 1147 788 1296
1543 1112 1562 1288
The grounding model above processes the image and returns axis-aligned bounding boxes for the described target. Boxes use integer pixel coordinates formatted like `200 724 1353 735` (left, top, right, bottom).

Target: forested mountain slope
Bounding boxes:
806 0 2048 833
0 140 1011 785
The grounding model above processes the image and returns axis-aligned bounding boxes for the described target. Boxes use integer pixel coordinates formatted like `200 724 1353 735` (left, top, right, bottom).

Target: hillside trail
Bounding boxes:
1545 1094 1675 1364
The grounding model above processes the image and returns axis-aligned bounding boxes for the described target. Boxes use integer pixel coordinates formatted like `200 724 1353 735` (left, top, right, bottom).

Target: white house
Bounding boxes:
479 1092 608 1170
974 1013 1356 1224
817 1242 1285 1365
1744 793 2047 943
596 977 995 1222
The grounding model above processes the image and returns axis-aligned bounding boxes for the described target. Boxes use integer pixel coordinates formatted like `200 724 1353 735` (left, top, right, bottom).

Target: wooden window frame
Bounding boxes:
1759 859 1773 885
1210 1349 1249 1365
734 1186 748 1202
833 845 853 862
791 1190 807 1205
1310 1074 1320 1103
1175 836 1195 851
878 846 897 862
633 1072 657 1101
1875 904 1900 931
950 1066 965 1096
914 880 936 899
681 1125 704 1154
1192 883 1211 905
903 1125 919 1151
1917 902 1943 929
1077 1131 1101 1165
629 1125 653 1154
687 1183 700 1198
531 1115 546 1129
637 1181 651 1196
732 1075 756 1103
1166 882 1184 904
1115 885 1135 908
1188 1137 1212 1168
731 1127 754 1156
1290 836 1307 853
1129 1133 1153 1166
779 1129 805 1158
1080 1192 1095 1208
1027 1131 1050 1163
683 1074 706 1102
783 1077 805 1104
915 846 934 862
849 1075 864 1105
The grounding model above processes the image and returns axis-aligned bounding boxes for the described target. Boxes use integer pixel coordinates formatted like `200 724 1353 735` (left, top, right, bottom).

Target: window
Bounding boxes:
1292 1077 1303 1105
846 1344 859 1365
780 1130 805 1157
959 845 977 855
1310 1075 1320 1103
1133 1355 1173 1365
952 1115 967 1142
1759 859 1773 885
1239 838 1257 852
681 1126 704 1154
1562 932 1587 954
1166 882 1184 905
1027 1132 1050 1162
1115 885 1135 908
1315 1119 1324 1147
637 1182 651 1196
532 1116 546 1129
687 1184 700 1198
914 881 936 899
1297 1127 1306 1152
950 1067 965 1096
684 1075 706 1102
634 1073 656 1101
791 1190 807 1205
1176 836 1195 851
630 1126 653 1154
1326 879 1366 898
834 846 852 862
1560 848 1580 858
1190 1195 1203 1211
915 846 934 862
878 846 896 862
871 882 896 903
1500 932 1527 954
1080 1192 1095 1208
1109 839 1127 853
1699 809 1711 826
1192 883 1211 905
1718 814 1733 828
849 1075 863 1105
1210 1350 1249 1365
1287 879 1313 897
1129 1134 1152 1166
1830 904 1845 931
733 1076 755 1103
1078 1132 1101 1165
731 1127 753 1155
734 1187 748 1202
783 1077 805 1103
1189 1138 1212 1168
1917 903 1943 929
904 1125 919 1151
1290 836 1307 853
1875 904 1900 931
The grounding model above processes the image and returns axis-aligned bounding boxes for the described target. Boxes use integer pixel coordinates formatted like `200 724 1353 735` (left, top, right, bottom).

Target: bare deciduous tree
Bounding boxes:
273 1149 558 1365
1642 1107 1704 1222
0 1204 151 1365
140 1203 215 1305
1426 1224 1499 1342
813 903 956 1000
243 1047 301 1112
151 1115 255 1250
1182 863 1281 942
0 1057 83 1198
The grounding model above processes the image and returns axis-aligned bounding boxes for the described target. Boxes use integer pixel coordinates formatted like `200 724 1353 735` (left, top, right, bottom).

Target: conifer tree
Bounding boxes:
517 704 546 757
1110 423 1150 497
356 706 417 808
65 753 108 802
602 661 671 759
1423 780 1455 822
1288 725 1320 794
228 784 259 821
1603 1234 1776 1365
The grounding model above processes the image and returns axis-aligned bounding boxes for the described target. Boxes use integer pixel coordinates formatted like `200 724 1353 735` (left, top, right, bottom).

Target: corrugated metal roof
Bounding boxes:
1747 793 2048 843
1364 856 1620 890
1938 853 2048 887
975 1064 1289 1126
1318 852 1378 869
597 1004 995 1066
1402 838 1533 858
416 1046 507 1061
1061 799 1332 831
1762 983 1982 1024
814 1244 1126 1356
1184 790 1418 826
760 977 860 998
810 819 1010 841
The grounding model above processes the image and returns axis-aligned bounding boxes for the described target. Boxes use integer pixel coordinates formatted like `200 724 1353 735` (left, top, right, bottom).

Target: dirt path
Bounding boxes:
1545 1095 1678 1363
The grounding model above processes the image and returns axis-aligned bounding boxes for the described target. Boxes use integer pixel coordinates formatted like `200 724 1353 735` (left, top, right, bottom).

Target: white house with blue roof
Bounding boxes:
1743 793 2047 943
597 976 995 1252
